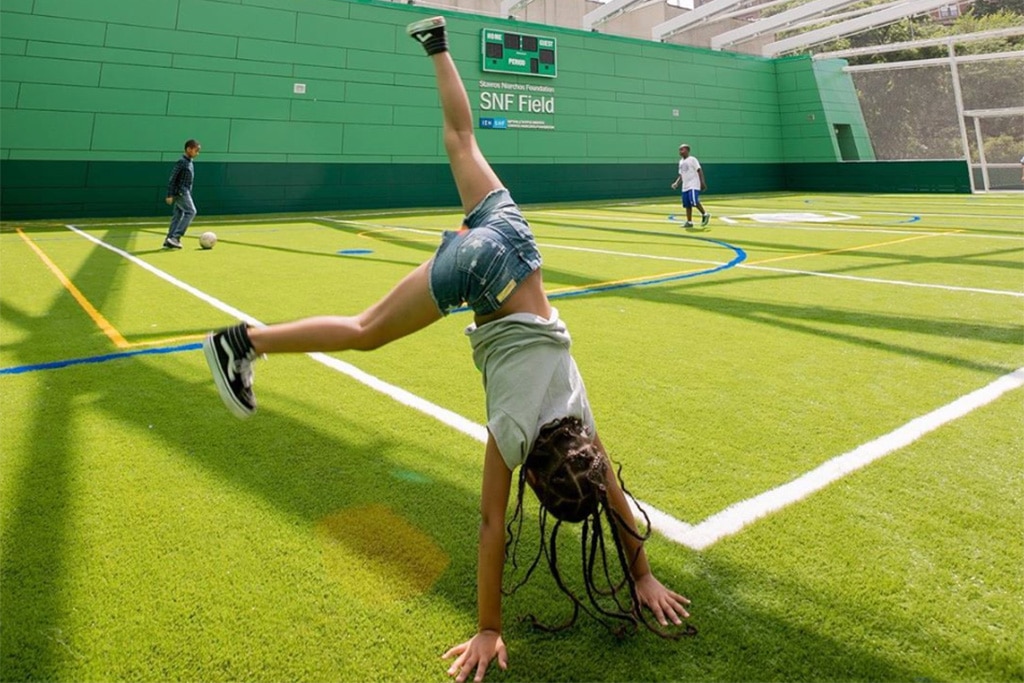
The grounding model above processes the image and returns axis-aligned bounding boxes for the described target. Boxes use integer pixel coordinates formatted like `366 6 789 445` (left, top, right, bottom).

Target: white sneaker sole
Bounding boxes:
406 16 445 35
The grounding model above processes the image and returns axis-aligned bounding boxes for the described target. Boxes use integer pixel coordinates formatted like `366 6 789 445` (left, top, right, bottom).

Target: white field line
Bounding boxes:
64 224 485 443
670 366 1024 550
529 210 1024 239
64 224 1024 551
328 219 1024 298
580 202 1024 222
741 264 1024 298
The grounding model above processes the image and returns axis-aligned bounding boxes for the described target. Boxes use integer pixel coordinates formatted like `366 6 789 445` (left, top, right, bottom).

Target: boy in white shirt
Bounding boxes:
670 144 710 227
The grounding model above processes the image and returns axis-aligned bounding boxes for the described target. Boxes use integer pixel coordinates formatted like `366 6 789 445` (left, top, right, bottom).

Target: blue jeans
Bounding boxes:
167 190 197 240
428 189 542 316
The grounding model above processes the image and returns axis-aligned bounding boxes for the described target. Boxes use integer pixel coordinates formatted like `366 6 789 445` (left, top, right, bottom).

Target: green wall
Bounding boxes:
775 55 874 162
0 0 964 219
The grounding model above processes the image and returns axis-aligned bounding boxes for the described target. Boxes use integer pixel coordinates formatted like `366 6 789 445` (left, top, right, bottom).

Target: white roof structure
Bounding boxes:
383 0 986 57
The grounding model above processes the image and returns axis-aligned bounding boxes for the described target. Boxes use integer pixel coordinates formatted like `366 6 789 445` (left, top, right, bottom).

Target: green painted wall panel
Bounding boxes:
296 13 362 48
559 47 616 75
476 130 522 158
642 78 694 99
173 55 293 77
100 64 235 96
583 72 644 95
343 124 436 156
1 0 34 12
585 100 644 119
811 58 875 161
1 38 27 55
520 132 587 158
393 72 435 89
19 83 169 115
168 92 291 120
293 100 393 125
91 114 231 153
346 49 426 77
178 0 296 42
0 11 106 45
2 55 100 87
616 117 674 135
33 0 178 28
230 119 343 154
246 0 351 18
615 54 670 81
299 64 394 86
392 105 440 127
1 110 94 149
586 133 646 158
237 38 346 68
234 73 346 101
104 24 239 58
27 42 172 67
1 82 20 105
346 81 434 108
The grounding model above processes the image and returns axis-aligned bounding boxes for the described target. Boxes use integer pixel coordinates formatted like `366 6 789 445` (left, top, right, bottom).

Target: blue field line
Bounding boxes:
6 234 745 373
0 342 203 376
897 215 922 223
452 234 746 312
551 235 746 301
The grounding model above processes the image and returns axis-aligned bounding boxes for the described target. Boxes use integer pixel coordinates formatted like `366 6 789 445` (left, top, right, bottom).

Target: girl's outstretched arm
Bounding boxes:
443 434 512 683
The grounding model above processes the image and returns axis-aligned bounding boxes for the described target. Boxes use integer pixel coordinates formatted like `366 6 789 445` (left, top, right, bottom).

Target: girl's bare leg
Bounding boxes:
247 260 442 354
429 51 504 215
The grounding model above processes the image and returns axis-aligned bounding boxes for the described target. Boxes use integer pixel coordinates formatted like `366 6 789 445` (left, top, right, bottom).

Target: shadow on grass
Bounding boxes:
1 219 1012 682
1 347 941 682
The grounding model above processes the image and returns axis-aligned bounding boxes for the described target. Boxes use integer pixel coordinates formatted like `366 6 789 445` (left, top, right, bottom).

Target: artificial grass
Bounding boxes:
1 192 1021 681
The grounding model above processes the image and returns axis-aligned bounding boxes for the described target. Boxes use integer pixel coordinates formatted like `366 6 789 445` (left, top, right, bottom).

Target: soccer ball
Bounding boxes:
199 231 217 249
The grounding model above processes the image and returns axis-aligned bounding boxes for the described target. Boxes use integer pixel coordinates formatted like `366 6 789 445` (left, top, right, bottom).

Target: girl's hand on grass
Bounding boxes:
442 630 508 683
635 573 691 626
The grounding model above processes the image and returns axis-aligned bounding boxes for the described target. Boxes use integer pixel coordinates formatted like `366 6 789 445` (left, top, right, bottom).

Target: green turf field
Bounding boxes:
2 192 1022 682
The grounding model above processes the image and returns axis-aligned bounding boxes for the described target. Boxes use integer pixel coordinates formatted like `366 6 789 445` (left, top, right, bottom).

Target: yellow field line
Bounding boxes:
17 228 130 349
749 230 962 266
16 229 208 350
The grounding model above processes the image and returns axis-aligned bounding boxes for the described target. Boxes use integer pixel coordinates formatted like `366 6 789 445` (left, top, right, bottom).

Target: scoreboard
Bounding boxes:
481 29 556 78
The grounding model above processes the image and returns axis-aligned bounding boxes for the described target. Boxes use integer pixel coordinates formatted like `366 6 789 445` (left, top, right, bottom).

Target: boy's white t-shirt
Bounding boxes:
466 308 595 470
677 156 702 191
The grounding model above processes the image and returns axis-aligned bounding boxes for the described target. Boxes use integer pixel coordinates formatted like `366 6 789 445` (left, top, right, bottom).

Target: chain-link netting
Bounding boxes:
849 55 1024 190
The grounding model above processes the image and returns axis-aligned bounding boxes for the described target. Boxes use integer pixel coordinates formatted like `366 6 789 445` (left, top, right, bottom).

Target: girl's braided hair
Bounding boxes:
503 416 696 639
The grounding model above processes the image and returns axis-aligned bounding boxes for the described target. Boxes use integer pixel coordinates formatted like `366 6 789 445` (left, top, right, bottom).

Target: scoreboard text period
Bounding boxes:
481 29 556 78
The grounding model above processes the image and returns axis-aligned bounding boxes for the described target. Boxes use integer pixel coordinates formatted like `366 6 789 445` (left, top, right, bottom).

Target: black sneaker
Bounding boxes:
203 322 258 418
164 238 183 249
407 16 448 55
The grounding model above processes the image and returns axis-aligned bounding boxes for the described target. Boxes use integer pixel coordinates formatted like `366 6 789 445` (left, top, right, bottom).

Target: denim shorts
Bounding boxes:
429 189 542 316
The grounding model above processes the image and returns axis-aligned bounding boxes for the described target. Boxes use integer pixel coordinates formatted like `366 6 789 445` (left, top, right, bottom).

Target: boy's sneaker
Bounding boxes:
683 221 694 228
203 322 258 419
163 237 182 249
701 213 711 227
407 16 448 55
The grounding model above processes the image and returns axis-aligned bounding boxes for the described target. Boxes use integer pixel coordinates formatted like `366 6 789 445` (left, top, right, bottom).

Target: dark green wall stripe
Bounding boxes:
0 159 967 220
